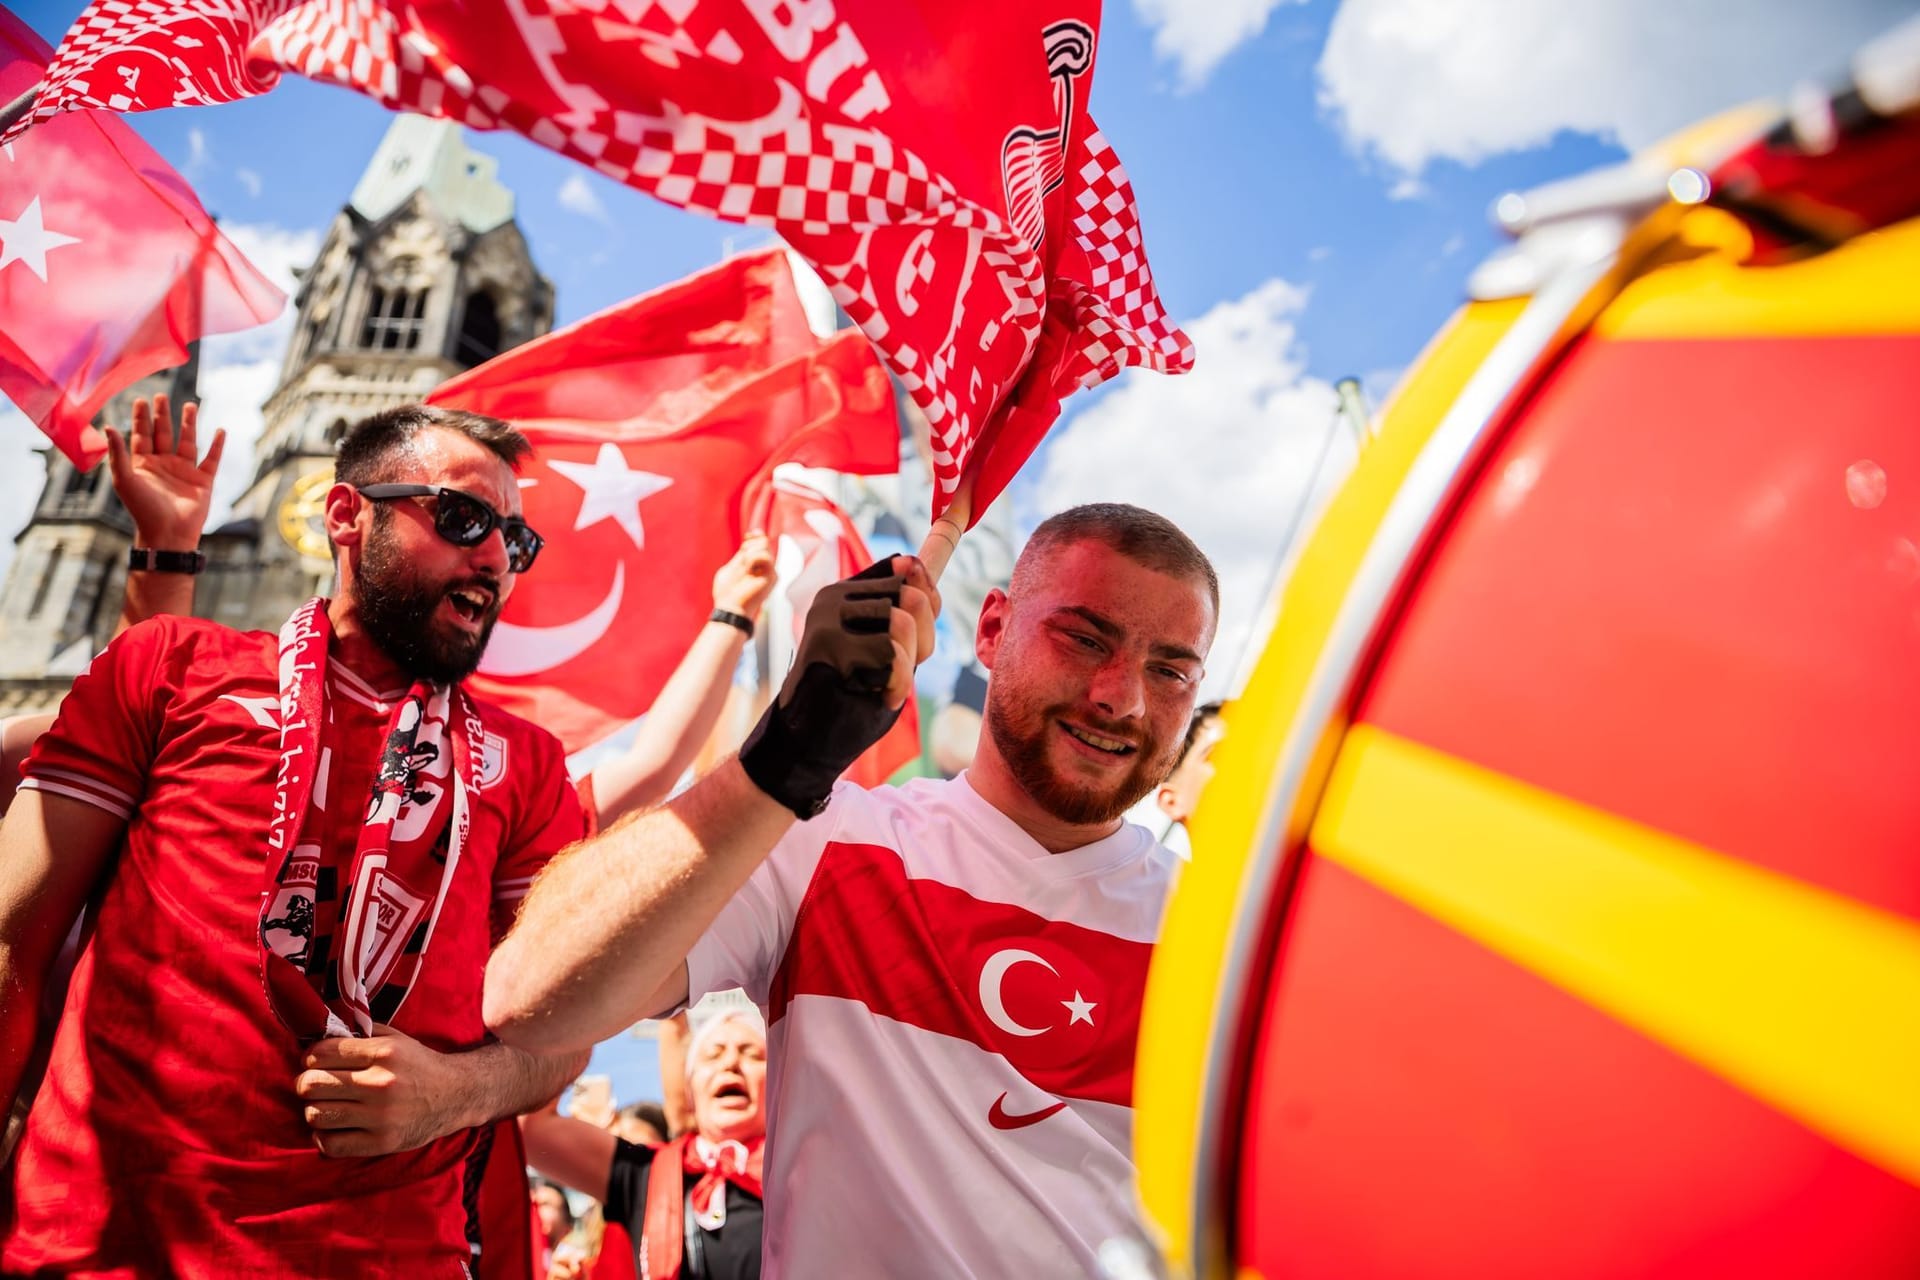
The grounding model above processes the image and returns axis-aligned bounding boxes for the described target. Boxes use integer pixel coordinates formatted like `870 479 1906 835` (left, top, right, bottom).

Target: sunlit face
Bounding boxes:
1157 713 1227 824
348 428 522 683
979 540 1215 827
689 1017 768 1145
531 1184 569 1246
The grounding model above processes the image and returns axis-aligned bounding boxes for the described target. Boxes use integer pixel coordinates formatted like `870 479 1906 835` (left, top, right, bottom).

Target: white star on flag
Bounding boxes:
1062 991 1097 1026
0 196 82 282
548 442 673 550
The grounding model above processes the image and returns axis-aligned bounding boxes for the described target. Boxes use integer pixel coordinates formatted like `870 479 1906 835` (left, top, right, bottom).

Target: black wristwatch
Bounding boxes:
709 607 754 638
128 548 206 575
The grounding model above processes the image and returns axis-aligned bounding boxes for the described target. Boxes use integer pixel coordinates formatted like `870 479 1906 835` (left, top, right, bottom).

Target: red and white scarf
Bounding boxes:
643 1133 766 1280
257 597 482 1040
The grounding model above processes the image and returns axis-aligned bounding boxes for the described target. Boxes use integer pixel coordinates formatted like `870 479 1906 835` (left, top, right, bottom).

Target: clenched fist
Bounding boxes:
738 555 938 818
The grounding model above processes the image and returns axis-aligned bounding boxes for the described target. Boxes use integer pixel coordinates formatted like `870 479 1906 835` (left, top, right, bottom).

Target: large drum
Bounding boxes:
1135 26 1920 1279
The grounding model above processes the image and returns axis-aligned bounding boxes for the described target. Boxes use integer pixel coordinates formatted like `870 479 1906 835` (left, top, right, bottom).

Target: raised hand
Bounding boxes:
103 393 225 550
738 554 939 818
712 533 777 621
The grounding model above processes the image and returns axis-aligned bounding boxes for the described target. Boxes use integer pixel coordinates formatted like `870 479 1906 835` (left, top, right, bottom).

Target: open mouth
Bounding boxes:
1060 721 1136 756
445 585 495 627
712 1081 749 1103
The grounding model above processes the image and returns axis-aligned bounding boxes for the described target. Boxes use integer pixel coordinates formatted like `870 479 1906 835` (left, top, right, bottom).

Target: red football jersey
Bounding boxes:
5 616 585 1277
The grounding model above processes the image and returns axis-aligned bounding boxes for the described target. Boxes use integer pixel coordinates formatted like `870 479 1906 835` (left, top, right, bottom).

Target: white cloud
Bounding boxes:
191 221 321 523
1319 0 1913 175
235 167 263 198
1034 279 1354 697
185 126 210 175
1133 0 1306 91
557 172 610 223
211 222 321 365
0 406 49 585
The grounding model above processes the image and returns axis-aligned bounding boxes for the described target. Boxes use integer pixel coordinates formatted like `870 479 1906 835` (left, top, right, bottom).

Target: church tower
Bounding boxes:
208 114 554 627
0 116 551 712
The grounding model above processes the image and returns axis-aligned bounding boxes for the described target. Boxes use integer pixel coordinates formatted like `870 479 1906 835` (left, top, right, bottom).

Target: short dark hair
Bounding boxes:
1178 701 1225 764
618 1100 670 1137
1012 503 1219 614
527 1176 575 1228
334 403 530 488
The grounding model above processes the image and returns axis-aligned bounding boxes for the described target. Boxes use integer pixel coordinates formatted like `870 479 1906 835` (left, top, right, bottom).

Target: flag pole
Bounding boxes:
916 476 971 586
0 86 38 135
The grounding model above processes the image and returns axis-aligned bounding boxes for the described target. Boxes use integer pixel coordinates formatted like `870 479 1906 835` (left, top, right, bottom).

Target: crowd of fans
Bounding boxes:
523 1008 767 1279
1 395 1222 1277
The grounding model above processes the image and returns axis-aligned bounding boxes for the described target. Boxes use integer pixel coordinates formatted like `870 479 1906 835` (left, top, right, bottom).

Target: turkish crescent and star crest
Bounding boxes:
975 942 1104 1131
978 947 1099 1038
478 444 672 680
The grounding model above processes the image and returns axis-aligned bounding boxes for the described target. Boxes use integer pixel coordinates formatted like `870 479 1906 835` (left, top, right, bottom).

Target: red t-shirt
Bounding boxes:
5 616 586 1278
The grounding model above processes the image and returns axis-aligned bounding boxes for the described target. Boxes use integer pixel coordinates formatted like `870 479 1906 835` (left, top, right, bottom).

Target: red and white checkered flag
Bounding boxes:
11 0 1192 526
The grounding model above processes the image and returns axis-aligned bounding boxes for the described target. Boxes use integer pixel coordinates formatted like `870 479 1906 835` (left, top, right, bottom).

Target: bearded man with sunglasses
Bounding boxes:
0 405 594 1278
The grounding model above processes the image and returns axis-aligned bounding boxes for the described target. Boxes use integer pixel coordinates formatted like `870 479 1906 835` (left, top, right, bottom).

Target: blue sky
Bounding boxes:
2 0 1909 1102
6 0 1907 685
4 0 1908 684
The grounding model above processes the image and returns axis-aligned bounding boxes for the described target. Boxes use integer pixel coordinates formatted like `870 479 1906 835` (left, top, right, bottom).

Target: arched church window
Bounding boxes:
326 418 350 446
29 545 64 619
360 285 427 351
455 292 501 369
62 461 98 496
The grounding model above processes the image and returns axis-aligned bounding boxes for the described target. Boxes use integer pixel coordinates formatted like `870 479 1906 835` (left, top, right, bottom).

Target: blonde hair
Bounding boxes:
685 1007 767 1078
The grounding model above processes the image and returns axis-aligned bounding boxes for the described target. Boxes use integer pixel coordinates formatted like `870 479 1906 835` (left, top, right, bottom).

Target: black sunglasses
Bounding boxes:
356 484 544 574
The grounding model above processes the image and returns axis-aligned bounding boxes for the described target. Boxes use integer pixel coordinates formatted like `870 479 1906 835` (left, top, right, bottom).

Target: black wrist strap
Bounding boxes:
128 548 206 575
709 608 754 638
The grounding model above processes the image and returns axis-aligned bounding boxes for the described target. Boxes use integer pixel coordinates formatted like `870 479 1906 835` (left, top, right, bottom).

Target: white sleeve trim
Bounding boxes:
491 875 536 903
30 766 138 809
18 777 133 822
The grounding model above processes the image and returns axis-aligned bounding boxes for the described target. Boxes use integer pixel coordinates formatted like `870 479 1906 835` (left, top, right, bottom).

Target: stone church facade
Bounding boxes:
0 116 552 716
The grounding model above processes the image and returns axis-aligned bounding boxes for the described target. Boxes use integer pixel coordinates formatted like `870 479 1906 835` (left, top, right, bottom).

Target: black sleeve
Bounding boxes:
602 1137 657 1236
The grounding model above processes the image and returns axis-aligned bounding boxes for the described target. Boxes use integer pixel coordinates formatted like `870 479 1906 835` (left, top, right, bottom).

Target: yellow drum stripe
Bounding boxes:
1593 209 1920 339
1133 300 1527 1269
1315 724 1920 1188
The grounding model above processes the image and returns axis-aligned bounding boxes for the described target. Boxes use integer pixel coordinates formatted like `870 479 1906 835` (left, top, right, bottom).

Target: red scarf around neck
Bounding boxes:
257 597 482 1040
643 1133 765 1280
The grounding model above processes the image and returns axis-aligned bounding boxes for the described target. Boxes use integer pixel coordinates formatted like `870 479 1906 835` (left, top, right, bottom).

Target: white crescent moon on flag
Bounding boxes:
477 562 624 678
979 948 1057 1038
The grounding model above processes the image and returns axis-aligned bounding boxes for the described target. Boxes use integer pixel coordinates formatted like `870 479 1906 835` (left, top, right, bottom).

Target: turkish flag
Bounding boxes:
16 0 1191 524
428 253 899 753
765 476 922 787
0 6 282 469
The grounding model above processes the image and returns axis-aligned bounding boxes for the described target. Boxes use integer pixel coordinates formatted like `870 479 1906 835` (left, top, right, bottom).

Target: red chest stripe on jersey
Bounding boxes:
768 841 1148 1107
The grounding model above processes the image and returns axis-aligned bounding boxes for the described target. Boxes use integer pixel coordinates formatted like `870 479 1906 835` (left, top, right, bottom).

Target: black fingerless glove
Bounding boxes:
739 559 907 819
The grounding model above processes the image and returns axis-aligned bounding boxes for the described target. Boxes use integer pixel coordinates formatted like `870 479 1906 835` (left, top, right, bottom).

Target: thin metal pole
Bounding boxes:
0 85 40 136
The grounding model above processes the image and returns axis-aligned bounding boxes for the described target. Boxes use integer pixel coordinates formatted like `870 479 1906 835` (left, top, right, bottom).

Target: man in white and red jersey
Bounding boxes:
0 404 594 1277
489 504 1219 1276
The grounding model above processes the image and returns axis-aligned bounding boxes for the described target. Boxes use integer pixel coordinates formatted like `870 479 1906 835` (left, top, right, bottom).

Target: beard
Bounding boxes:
985 688 1181 828
355 511 501 685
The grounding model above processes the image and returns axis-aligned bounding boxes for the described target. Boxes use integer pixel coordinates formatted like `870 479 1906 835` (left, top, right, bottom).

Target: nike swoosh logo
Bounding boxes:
988 1092 1068 1131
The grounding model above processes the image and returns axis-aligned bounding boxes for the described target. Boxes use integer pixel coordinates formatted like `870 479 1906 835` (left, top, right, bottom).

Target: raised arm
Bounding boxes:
657 1012 694 1137
0 715 54 817
518 1091 620 1203
587 536 776 826
104 394 225 636
486 557 938 1053
0 791 125 1158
